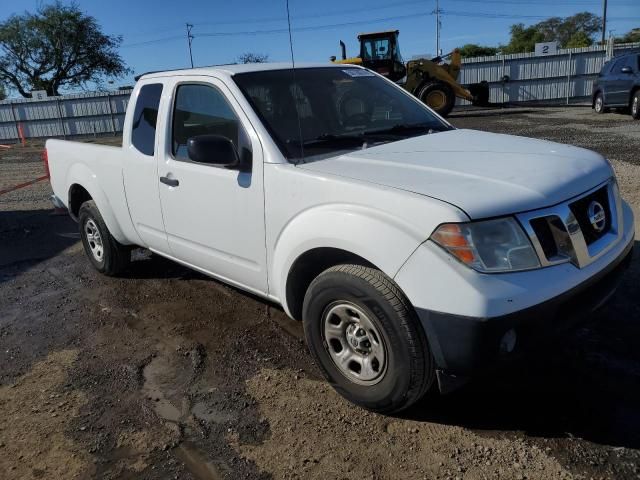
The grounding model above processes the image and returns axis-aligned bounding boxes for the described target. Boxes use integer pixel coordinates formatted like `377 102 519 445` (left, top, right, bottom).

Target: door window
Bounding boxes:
623 55 637 72
131 83 163 156
172 84 243 160
612 58 627 73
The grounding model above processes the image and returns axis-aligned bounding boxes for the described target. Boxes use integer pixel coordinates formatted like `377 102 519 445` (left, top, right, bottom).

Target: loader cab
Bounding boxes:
358 30 407 82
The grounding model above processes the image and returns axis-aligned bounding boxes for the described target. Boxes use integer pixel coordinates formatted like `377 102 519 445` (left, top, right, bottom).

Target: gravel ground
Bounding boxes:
1 107 639 480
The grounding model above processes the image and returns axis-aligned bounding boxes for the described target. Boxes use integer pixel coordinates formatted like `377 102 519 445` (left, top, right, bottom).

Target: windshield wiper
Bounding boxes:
362 123 450 136
286 133 366 148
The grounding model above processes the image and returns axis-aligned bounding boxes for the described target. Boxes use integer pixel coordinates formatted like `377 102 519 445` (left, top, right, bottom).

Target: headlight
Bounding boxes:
430 217 540 273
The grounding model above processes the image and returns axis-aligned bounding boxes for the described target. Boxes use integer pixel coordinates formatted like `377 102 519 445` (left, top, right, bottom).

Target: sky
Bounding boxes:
0 0 639 91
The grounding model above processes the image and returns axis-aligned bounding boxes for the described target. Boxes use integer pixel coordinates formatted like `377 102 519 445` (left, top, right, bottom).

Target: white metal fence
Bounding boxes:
0 41 638 142
458 42 640 105
0 90 131 142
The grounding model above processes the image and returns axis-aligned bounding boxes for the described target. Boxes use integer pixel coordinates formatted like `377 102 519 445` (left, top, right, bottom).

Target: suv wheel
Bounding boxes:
632 91 640 120
79 200 131 276
594 92 607 114
302 264 435 413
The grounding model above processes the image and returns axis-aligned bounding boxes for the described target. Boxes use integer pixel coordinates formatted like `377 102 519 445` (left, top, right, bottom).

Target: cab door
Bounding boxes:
608 57 629 105
122 81 171 254
156 76 268 294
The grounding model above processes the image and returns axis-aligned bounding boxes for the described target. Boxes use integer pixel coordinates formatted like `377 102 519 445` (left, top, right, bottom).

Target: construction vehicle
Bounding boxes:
331 30 490 117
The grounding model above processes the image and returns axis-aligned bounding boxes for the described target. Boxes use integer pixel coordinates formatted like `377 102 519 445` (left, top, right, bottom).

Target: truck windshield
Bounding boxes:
233 67 451 161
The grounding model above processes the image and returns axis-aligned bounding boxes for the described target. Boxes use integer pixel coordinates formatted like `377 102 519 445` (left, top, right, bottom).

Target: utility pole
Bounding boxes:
435 0 441 56
601 0 607 45
186 23 194 68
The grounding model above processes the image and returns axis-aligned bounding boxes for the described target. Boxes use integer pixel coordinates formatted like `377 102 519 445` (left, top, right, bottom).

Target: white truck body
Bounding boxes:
47 63 634 407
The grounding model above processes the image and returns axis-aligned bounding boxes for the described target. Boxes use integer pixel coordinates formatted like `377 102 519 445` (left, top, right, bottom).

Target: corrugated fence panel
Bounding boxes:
458 42 640 105
0 89 133 141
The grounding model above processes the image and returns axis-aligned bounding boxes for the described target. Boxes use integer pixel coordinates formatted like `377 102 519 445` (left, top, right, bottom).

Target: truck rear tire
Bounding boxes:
302 264 434 413
631 91 640 120
417 81 455 117
78 200 130 276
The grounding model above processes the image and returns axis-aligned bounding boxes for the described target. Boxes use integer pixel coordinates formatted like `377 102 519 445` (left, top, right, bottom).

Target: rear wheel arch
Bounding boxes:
68 184 92 220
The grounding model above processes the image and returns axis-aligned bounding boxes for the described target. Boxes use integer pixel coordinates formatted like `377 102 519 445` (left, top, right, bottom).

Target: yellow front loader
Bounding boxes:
331 30 489 117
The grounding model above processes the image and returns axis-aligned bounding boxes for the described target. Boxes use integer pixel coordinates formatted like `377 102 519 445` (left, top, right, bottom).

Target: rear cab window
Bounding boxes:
131 83 163 156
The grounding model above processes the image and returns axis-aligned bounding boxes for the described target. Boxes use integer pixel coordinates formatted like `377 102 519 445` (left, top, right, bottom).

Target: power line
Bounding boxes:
121 8 640 48
118 0 636 41
196 12 433 37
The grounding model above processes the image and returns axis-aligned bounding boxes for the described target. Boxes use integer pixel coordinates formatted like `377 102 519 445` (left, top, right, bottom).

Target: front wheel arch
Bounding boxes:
285 247 378 321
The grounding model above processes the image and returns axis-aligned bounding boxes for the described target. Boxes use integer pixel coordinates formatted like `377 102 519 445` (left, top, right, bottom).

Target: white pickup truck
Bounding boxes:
47 63 635 413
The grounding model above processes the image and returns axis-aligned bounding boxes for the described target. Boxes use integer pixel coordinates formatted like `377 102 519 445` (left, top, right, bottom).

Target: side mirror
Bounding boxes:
187 135 239 167
621 66 633 74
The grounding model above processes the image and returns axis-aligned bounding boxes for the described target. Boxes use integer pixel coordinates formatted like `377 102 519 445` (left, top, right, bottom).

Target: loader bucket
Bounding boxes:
468 81 490 107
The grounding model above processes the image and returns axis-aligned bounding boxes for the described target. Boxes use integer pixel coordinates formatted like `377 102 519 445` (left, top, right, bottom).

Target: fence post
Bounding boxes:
566 51 572 105
9 102 20 143
106 92 116 135
501 57 506 106
56 98 67 139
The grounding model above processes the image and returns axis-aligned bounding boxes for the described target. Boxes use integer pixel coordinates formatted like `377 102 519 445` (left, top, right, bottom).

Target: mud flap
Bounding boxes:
468 81 490 107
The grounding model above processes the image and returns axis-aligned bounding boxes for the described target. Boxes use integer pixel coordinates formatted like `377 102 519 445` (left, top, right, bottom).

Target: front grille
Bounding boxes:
529 217 558 259
517 180 622 269
569 186 611 245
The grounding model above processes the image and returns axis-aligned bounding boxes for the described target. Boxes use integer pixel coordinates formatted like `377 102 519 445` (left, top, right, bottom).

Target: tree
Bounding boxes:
458 44 500 58
237 53 269 64
502 12 601 53
615 28 640 44
0 83 5 101
564 31 593 49
0 2 129 98
502 23 545 54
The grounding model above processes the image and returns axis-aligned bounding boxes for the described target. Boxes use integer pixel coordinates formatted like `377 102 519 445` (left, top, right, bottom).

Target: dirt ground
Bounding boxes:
1 107 639 480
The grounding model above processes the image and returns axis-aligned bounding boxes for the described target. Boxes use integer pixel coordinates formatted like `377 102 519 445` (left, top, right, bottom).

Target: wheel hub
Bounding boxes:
426 91 446 110
346 324 372 354
85 219 104 262
322 302 387 385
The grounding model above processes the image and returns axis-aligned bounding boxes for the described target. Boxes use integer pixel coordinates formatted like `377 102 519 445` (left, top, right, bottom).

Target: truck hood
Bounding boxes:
298 129 613 219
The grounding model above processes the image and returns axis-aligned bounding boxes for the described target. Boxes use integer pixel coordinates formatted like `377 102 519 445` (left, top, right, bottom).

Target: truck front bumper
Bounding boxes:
394 201 635 392
427 239 631 391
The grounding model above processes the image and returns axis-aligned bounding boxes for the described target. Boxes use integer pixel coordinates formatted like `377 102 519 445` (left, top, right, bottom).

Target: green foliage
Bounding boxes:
237 53 269 64
502 12 601 53
564 31 593 49
615 28 640 44
0 1 129 98
0 83 5 101
457 44 500 58
501 23 545 54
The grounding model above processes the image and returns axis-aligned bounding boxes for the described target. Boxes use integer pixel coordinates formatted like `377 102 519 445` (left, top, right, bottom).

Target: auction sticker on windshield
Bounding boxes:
342 69 375 77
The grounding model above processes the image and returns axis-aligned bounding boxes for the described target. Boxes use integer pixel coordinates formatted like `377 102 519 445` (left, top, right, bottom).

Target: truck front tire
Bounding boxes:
302 264 435 413
78 200 130 276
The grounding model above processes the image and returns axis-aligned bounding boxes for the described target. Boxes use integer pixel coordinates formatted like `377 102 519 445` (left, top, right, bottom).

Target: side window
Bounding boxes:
131 83 163 156
172 84 242 160
612 58 626 73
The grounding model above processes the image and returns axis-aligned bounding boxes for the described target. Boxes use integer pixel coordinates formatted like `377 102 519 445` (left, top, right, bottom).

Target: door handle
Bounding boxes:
160 176 179 187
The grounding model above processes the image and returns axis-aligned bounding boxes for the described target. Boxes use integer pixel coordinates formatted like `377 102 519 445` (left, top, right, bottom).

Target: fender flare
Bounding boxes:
66 163 129 244
271 204 426 316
